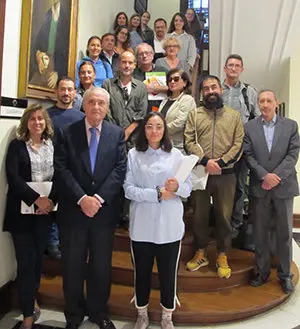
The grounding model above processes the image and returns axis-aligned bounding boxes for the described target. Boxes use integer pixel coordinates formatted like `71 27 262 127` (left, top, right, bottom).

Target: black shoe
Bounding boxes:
249 273 269 287
280 278 294 294
46 245 61 260
96 318 116 329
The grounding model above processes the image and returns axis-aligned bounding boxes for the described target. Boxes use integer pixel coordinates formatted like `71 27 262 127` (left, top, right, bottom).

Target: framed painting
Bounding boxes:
18 0 78 100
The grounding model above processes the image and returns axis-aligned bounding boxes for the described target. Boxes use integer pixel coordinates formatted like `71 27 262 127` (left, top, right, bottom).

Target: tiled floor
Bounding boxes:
2 231 300 329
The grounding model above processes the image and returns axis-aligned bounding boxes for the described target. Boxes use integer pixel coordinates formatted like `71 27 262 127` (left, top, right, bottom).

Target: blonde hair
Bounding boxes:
16 103 54 142
163 37 181 51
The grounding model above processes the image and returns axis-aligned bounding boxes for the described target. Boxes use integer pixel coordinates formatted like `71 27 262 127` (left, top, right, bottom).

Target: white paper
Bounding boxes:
191 165 209 191
175 154 199 182
21 181 57 214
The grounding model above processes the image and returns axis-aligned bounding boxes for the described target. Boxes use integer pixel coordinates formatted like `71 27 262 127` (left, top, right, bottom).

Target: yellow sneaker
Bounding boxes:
186 249 209 272
216 254 231 279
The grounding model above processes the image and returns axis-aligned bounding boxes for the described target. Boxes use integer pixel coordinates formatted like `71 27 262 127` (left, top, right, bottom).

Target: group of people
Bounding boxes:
3 8 300 329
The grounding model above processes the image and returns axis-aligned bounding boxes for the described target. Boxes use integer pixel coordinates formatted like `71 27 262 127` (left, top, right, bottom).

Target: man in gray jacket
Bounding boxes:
222 54 261 232
244 89 299 294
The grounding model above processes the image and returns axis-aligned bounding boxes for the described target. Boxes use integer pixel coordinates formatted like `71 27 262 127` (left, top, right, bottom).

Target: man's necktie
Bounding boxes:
89 127 98 173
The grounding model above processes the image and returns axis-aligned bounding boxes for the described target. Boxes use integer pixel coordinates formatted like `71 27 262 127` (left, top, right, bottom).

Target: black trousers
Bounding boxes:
11 215 52 317
60 223 115 326
131 240 181 310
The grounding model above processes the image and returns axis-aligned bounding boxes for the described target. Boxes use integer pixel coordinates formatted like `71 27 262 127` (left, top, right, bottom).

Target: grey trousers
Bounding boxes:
231 156 248 228
251 195 294 279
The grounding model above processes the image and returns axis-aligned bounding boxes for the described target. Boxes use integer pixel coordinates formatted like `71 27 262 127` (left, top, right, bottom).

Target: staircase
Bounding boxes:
37 227 299 325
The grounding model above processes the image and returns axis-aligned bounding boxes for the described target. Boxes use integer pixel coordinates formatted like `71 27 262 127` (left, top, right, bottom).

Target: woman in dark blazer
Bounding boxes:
3 104 56 329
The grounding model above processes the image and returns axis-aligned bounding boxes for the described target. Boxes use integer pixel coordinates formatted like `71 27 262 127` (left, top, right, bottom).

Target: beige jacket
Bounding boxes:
184 105 244 171
159 93 196 152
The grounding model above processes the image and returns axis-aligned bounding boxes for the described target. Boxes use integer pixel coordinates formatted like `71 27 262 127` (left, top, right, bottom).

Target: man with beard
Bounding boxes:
222 54 260 232
46 76 85 259
184 75 244 278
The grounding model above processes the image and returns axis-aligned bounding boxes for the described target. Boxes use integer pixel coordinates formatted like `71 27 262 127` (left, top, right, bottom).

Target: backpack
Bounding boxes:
241 83 255 120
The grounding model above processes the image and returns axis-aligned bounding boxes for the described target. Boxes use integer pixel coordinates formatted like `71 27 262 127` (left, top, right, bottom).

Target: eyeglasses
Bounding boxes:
168 76 181 83
138 51 152 58
145 124 164 131
226 63 242 69
119 31 128 36
166 45 178 48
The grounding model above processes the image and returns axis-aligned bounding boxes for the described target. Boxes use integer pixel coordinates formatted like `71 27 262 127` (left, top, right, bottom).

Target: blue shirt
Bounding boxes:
262 114 277 152
47 105 85 130
124 147 192 244
130 31 143 51
75 56 113 88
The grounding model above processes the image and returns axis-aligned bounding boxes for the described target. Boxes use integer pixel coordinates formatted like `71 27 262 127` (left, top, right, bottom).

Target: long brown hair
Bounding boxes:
16 104 54 142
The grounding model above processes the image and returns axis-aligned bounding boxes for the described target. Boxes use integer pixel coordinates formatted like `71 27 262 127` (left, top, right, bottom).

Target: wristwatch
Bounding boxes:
156 186 162 203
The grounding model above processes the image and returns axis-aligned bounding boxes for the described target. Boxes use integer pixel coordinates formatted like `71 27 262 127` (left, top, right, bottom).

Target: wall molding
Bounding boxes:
0 280 12 319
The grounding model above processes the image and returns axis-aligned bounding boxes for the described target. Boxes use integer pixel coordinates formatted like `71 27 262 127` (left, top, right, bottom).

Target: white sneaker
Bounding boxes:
134 315 149 329
161 318 175 329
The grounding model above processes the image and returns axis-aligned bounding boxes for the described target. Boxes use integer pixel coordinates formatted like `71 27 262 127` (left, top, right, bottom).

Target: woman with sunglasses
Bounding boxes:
158 68 196 153
114 26 133 55
124 112 192 329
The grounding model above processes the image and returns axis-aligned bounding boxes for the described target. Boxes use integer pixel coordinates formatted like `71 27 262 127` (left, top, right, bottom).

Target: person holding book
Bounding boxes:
3 104 57 329
124 111 192 329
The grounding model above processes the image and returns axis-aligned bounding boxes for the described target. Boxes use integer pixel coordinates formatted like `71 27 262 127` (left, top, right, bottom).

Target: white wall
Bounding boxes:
147 0 180 29
0 0 136 289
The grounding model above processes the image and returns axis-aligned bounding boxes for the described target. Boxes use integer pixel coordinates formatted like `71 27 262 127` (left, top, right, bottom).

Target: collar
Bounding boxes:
103 50 114 58
222 79 241 89
114 76 137 88
26 138 50 146
170 31 187 36
146 146 164 155
154 36 166 42
262 113 277 124
85 118 103 132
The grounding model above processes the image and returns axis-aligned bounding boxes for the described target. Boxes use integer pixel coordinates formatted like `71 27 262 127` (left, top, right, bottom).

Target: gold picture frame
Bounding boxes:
18 0 78 100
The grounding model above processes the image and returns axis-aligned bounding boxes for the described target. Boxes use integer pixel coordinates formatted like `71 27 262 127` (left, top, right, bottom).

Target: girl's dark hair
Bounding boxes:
86 35 101 57
129 13 143 37
78 61 96 89
186 8 201 36
168 12 190 34
115 25 131 51
135 112 172 153
166 68 192 96
113 12 129 31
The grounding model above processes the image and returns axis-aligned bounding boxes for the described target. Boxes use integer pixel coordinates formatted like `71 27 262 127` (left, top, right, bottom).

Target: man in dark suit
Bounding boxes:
54 87 127 329
244 89 300 294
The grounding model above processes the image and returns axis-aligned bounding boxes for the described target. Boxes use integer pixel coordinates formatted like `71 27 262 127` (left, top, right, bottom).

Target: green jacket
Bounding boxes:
184 105 244 171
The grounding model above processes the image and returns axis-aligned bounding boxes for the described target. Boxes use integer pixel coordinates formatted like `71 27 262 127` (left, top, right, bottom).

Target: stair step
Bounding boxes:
38 261 299 324
43 247 254 292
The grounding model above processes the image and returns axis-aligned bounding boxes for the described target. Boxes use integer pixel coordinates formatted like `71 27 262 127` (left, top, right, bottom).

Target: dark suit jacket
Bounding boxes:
244 115 300 198
54 119 127 228
3 139 56 232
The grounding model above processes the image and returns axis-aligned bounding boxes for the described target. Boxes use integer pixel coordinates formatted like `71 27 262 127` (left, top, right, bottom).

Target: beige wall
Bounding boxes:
147 0 180 29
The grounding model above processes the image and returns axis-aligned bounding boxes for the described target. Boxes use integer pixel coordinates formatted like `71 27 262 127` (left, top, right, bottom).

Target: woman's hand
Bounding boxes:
160 187 176 200
34 196 53 214
165 178 179 192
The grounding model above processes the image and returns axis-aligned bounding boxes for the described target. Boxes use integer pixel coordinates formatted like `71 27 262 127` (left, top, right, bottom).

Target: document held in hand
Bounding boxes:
175 154 199 183
21 181 57 214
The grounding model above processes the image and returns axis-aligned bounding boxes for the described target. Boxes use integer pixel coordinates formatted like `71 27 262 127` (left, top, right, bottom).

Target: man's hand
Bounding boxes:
47 71 58 89
160 187 176 201
206 159 221 175
79 196 102 218
263 173 281 189
165 178 179 192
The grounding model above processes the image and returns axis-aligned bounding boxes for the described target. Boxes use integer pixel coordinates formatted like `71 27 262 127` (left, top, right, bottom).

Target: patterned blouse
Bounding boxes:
26 139 54 182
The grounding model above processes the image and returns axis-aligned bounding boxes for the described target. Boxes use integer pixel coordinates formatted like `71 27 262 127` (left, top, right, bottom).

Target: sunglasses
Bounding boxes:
168 76 181 83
